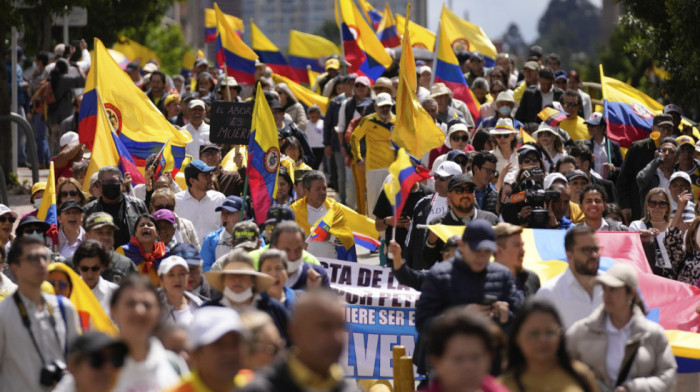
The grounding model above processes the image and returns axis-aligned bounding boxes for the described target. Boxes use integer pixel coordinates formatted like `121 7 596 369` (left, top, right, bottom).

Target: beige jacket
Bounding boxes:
566 305 677 392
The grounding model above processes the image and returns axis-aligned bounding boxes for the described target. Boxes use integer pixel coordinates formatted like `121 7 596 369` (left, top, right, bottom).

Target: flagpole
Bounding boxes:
430 20 440 88
336 0 347 75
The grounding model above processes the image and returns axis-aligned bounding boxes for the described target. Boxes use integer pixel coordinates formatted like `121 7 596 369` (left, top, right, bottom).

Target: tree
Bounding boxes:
616 0 700 120
120 22 191 76
313 19 341 47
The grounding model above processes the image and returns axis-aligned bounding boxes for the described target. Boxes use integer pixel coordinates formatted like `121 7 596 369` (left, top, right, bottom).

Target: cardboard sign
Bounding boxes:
209 101 254 144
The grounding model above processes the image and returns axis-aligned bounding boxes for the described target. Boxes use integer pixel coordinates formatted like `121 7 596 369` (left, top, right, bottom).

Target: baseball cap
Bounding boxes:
544 172 568 190
462 219 497 252
142 63 158 74
448 174 475 191
663 104 681 115
355 76 371 87
58 200 83 214
653 114 673 127
676 135 694 149
470 52 484 62
447 150 468 165
417 65 431 75
447 122 469 137
554 70 568 81
85 212 120 231
170 243 201 267
184 160 216 183
584 112 604 126
374 92 394 107
194 58 208 68
157 256 189 276
200 144 221 154
126 61 140 72
523 61 539 71
188 307 246 350
325 58 340 71
670 171 691 186
67 331 128 362
60 131 80 147
262 205 296 227
0 204 18 219
518 145 540 163
164 94 181 107
595 263 637 288
31 182 46 197
232 220 260 249
434 161 463 178
216 195 243 213
188 99 206 110
567 169 589 183
495 90 515 104
153 209 176 225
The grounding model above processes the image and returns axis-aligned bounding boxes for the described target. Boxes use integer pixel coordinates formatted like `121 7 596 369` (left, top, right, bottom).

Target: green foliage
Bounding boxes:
314 19 341 47
120 22 190 75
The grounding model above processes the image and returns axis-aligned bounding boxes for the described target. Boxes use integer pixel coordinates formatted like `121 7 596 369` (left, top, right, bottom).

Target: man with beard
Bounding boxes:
494 223 540 297
423 174 498 267
536 225 603 329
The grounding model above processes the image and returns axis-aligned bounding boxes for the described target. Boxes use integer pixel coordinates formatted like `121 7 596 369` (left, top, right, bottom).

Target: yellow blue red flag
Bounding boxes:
112 36 160 66
396 14 435 51
377 4 400 48
383 148 432 218
357 0 383 29
251 21 295 80
247 84 280 224
288 30 341 85
37 162 57 226
214 2 258 85
439 5 497 66
271 73 330 115
205 8 244 43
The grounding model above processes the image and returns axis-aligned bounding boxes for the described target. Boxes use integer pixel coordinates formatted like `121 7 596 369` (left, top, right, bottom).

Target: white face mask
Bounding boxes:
33 198 43 209
287 257 304 274
224 286 253 303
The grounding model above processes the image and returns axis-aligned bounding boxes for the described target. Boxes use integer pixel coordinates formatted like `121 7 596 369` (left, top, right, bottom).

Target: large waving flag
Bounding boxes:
439 5 497 67
357 0 383 29
251 21 294 79
214 2 258 85
271 74 330 114
383 148 433 218
392 11 445 158
113 36 160 66
434 7 480 122
78 39 190 175
204 8 244 43
336 0 393 82
181 50 205 77
37 162 57 226
396 14 436 51
288 30 341 85
248 84 281 224
376 4 400 49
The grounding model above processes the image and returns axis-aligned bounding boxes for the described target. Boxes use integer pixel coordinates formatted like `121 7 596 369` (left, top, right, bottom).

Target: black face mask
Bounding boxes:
101 183 122 200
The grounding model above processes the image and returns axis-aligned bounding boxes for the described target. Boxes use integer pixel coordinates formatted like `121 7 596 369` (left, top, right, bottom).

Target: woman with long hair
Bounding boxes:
629 188 674 277
275 167 295 206
664 190 700 285
532 124 565 173
499 299 598 391
276 83 308 130
115 214 169 285
566 264 677 391
57 177 87 207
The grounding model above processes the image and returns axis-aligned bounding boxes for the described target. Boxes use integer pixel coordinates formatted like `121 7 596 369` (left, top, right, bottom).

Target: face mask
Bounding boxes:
33 198 43 209
497 106 512 116
287 257 304 274
101 183 122 200
224 286 253 303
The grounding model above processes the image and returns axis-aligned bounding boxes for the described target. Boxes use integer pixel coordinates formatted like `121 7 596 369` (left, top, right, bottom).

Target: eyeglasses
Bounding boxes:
79 265 101 273
153 204 175 211
494 134 511 139
0 216 16 224
479 167 497 175
48 280 70 291
523 328 561 341
577 246 600 255
522 157 539 164
86 351 125 369
648 200 669 208
451 135 469 142
60 190 80 198
451 184 475 194
563 102 579 108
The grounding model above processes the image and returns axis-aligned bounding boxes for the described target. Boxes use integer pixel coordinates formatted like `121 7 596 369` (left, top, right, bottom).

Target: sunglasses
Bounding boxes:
60 190 80 198
648 200 669 208
0 216 16 224
522 157 539 164
494 134 511 139
86 350 125 369
154 204 175 211
451 135 469 142
454 159 468 166
563 102 579 108
48 280 69 291
79 265 101 273
451 184 476 194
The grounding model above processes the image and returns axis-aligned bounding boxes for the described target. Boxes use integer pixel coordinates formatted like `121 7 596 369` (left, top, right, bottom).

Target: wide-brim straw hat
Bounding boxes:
204 261 276 293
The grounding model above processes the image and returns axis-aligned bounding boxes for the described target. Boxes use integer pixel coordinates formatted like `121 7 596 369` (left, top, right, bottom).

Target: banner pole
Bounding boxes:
240 175 249 220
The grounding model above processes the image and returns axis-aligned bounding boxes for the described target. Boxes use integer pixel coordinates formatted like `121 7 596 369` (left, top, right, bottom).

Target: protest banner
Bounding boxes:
209 101 254 144
319 258 420 380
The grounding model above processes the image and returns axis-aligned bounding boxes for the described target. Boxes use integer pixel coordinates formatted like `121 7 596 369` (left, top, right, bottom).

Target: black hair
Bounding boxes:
73 239 109 268
270 221 306 245
134 214 159 236
546 53 561 65
564 88 582 107
471 130 492 152
471 151 498 170
426 307 494 358
110 274 161 310
7 235 46 266
538 67 554 80
36 51 50 67
579 183 608 205
567 143 592 164
564 224 596 252
150 70 166 84
555 155 578 172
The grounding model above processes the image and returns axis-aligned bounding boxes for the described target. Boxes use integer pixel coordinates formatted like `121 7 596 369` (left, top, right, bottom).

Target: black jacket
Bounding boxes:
515 85 564 124
515 268 541 298
240 357 360 392
83 194 149 248
477 185 499 215
323 93 346 151
592 174 618 204
406 194 441 268
583 137 623 174
616 137 656 219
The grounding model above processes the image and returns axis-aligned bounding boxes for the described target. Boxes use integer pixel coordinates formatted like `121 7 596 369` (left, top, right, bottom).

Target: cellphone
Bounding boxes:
482 294 497 306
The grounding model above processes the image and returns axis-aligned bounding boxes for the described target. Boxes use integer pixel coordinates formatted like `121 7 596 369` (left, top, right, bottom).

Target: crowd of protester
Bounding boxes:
4 36 698 391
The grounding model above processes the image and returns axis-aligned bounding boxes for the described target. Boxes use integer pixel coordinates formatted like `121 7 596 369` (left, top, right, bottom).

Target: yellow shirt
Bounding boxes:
499 362 597 392
559 115 589 141
349 112 396 171
287 354 345 390
513 80 529 103
570 201 585 223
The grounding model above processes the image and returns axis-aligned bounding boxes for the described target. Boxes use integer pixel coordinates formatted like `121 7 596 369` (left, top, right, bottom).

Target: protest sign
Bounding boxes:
209 101 254 144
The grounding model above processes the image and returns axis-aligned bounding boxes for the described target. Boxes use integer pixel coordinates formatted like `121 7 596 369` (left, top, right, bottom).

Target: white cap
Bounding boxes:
552 101 564 112
188 307 246 350
495 90 515 103
447 122 469 137
188 99 206 110
0 204 18 219
157 256 189 276
418 65 431 75
375 92 394 107
434 161 463 178
544 172 568 190
142 63 158 73
60 131 79 147
670 171 691 186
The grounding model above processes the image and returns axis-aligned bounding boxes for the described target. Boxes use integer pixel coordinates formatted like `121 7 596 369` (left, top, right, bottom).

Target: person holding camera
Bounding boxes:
0 236 81 390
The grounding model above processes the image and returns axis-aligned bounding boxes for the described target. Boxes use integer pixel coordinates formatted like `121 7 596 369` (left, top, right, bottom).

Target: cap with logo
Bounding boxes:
232 220 260 249
325 58 340 71
663 104 681 115
584 112 604 126
434 161 463 179
676 135 694 150
184 160 216 184
262 205 296 227
153 209 177 225
653 114 674 127
85 212 120 231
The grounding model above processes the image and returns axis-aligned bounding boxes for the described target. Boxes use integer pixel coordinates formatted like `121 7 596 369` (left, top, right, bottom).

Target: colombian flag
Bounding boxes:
357 0 383 29
426 226 700 373
154 138 179 180
37 162 57 226
78 39 190 176
251 21 295 80
247 84 280 224
352 232 381 252
309 210 334 242
383 148 432 218
112 36 160 66
215 2 258 85
392 13 445 159
376 4 400 49
538 106 569 127
288 30 341 85
396 14 435 51
434 7 480 123
205 8 244 43
439 5 497 67
336 0 393 82
271 74 330 115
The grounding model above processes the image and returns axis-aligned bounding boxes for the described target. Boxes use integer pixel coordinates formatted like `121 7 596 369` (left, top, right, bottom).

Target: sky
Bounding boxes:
425 0 603 44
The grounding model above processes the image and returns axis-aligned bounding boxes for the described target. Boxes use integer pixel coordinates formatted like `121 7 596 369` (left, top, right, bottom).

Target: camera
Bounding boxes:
512 168 560 228
40 360 66 387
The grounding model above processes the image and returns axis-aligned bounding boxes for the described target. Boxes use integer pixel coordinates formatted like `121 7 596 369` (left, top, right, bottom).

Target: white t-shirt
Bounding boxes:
306 204 337 259
113 338 187 392
184 121 211 161
427 195 449 224
305 119 325 148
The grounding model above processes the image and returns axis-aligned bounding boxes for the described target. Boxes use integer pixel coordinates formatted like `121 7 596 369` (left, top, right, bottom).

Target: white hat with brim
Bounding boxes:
531 123 564 141
0 204 18 219
204 261 276 293
594 263 637 289
489 118 518 135
445 123 470 148
495 90 515 104
157 256 189 276
430 83 453 98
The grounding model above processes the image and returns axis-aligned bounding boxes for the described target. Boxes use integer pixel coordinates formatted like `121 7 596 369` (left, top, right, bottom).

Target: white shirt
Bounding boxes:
175 189 227 245
305 119 325 148
491 146 519 183
656 167 671 190
215 228 235 262
184 121 211 160
427 195 449 224
57 226 85 259
91 277 119 317
579 89 592 119
306 203 337 259
592 137 609 177
629 220 672 269
605 314 632 384
540 87 554 108
0 273 17 298
536 268 603 330
113 337 187 392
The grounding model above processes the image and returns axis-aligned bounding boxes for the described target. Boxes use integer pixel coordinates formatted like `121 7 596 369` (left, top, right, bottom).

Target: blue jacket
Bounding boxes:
201 227 224 272
290 262 330 291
